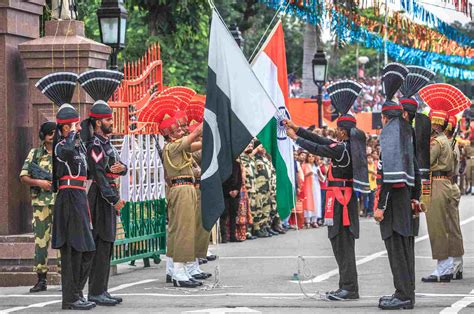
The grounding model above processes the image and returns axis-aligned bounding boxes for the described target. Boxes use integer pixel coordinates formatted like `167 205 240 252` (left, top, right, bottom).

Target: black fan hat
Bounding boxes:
381 63 409 100
400 65 436 98
78 69 124 103
327 80 362 115
35 72 78 106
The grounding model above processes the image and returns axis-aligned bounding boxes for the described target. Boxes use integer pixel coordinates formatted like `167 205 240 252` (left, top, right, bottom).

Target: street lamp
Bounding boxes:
97 0 128 70
312 50 328 128
230 24 244 50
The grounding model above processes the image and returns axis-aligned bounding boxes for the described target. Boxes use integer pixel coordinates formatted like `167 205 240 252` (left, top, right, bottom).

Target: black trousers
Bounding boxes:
330 227 358 293
384 232 415 302
60 244 94 304
88 238 114 296
220 197 239 240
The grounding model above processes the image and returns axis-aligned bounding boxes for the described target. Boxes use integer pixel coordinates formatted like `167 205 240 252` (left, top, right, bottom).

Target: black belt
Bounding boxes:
432 171 449 176
170 177 194 186
58 179 87 188
328 181 353 188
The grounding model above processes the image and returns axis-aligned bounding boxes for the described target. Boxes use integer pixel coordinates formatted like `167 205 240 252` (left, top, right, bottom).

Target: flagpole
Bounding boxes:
248 1 292 64
209 7 285 118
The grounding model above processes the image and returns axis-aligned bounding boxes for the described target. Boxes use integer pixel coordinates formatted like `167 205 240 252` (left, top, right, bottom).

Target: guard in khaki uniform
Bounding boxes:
422 110 461 282
20 122 57 293
444 115 465 280
465 139 474 194
160 111 203 288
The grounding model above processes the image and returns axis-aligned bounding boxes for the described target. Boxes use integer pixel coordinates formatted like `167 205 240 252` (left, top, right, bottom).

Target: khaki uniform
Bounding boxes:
192 150 209 258
446 141 464 259
20 146 56 274
465 143 474 191
163 138 197 263
427 133 462 260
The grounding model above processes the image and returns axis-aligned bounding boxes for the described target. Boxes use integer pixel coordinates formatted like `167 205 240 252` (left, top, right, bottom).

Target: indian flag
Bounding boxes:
252 21 296 219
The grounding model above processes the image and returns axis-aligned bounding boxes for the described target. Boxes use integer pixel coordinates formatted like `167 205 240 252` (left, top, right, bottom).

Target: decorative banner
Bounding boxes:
259 0 474 80
332 10 474 80
350 10 473 57
400 0 474 48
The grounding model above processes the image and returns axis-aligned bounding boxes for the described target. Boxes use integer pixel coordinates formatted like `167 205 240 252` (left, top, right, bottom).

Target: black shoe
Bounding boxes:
192 272 212 280
79 297 96 308
326 289 359 301
254 229 269 238
421 274 451 283
206 255 217 261
188 277 203 286
379 294 395 303
166 274 172 283
453 270 463 280
266 227 279 236
273 226 286 234
198 258 208 265
88 293 118 306
30 273 47 293
246 234 257 240
62 299 95 310
379 297 414 310
172 279 200 288
104 291 122 304
230 238 243 242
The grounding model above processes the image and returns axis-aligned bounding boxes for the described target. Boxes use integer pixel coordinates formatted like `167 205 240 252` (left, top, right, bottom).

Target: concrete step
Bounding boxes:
0 272 61 286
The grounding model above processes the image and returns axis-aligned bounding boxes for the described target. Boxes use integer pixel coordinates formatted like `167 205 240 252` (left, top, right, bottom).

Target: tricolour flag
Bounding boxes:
252 20 296 219
201 11 278 231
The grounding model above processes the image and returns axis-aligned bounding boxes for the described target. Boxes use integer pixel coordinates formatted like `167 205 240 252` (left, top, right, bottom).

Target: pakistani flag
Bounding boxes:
201 10 278 231
252 20 296 220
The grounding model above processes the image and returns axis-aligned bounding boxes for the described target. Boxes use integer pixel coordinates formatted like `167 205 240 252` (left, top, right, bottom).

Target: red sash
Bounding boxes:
324 165 353 227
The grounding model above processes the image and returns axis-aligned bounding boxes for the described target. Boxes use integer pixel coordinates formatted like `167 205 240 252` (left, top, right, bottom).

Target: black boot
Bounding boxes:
30 273 47 293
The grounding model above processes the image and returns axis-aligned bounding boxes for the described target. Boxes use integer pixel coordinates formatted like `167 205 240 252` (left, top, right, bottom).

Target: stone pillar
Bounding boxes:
19 20 111 143
0 0 45 235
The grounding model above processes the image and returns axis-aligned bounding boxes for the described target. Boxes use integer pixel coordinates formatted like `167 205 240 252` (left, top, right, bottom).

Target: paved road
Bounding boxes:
1 196 473 313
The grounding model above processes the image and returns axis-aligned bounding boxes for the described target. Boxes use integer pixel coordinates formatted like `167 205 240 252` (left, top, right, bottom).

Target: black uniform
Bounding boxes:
296 128 359 294
52 132 95 305
87 134 127 296
221 160 243 241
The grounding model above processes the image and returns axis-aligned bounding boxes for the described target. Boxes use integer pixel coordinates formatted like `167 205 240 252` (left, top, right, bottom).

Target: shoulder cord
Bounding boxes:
164 143 193 171
334 143 351 168
54 142 84 179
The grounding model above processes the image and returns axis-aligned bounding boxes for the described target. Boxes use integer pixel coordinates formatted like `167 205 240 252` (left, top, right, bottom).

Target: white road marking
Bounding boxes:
297 215 474 284
185 307 260 313
439 289 474 314
0 279 158 313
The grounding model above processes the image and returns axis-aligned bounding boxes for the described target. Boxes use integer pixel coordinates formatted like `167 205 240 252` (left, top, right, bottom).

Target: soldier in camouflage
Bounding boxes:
20 122 57 293
253 141 278 238
240 142 257 240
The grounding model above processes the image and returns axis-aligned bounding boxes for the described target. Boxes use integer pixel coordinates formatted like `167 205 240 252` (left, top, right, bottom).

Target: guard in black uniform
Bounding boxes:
36 72 96 310
375 63 418 310
285 80 369 301
78 70 126 306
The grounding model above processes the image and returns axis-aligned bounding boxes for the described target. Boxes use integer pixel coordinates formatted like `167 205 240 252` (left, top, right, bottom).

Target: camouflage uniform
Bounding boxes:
254 153 271 230
240 153 259 230
267 157 279 226
20 145 56 274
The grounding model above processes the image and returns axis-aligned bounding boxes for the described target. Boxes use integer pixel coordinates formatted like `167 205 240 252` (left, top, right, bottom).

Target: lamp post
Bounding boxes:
229 24 244 50
312 50 328 128
97 0 128 70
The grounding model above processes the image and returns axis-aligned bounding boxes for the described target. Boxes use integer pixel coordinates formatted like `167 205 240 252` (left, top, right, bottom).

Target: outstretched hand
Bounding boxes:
283 119 298 131
286 127 297 140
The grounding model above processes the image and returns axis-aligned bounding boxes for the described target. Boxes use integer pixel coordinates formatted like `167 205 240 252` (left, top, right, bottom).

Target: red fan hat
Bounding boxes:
173 110 188 127
447 115 457 131
418 83 470 116
159 116 178 137
429 110 449 127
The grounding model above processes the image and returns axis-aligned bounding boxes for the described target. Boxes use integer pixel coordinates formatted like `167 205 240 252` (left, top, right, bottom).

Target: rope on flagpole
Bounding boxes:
248 0 292 64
